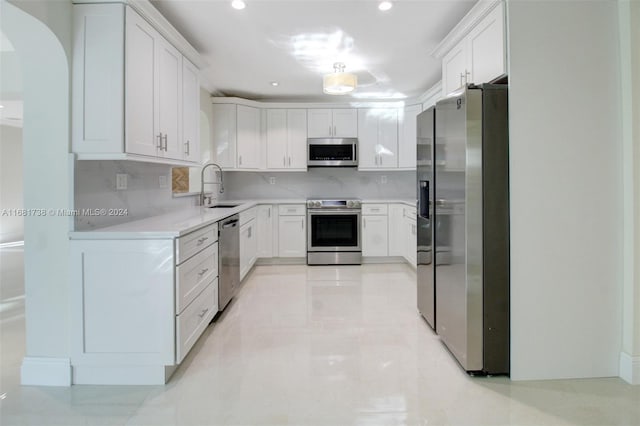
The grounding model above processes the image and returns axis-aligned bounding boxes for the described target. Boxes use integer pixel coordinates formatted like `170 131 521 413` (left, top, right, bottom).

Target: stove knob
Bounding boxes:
347 200 353 208
354 201 360 208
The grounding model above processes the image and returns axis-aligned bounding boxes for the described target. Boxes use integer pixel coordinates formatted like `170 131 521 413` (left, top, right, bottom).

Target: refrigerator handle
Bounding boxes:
419 180 429 220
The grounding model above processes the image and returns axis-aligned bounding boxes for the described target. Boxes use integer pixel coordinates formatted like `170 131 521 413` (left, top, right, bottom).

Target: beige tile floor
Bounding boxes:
1 256 639 425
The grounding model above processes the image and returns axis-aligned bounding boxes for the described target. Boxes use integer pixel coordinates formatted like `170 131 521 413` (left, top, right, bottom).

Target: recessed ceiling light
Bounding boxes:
270 82 279 87
231 0 246 10
378 1 393 11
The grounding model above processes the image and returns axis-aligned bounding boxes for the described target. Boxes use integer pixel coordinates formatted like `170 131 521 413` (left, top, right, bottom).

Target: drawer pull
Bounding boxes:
198 308 209 318
198 268 209 277
371 208 380 211
197 236 209 246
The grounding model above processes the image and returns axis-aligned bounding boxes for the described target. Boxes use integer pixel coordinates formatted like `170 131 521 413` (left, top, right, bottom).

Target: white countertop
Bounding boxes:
69 198 415 240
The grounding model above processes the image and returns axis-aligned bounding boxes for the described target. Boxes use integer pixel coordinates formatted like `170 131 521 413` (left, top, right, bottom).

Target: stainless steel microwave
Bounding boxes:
307 138 358 167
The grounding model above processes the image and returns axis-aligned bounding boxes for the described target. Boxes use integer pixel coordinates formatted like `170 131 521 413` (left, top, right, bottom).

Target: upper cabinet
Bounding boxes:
211 103 261 170
266 109 307 171
435 1 506 96
307 109 357 138
357 108 398 170
72 3 202 166
398 104 423 170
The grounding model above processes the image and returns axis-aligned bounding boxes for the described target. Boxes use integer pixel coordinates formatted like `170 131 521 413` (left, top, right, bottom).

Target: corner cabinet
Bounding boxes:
398 104 423 170
439 1 506 96
211 103 261 170
72 3 201 166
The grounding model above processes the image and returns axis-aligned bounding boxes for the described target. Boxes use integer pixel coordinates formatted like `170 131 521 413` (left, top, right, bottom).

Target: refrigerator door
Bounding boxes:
416 107 435 329
435 86 484 372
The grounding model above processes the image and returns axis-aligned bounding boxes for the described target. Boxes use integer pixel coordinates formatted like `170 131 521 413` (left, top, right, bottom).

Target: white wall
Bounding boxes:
0 125 24 243
2 0 73 385
508 0 622 380
620 0 640 384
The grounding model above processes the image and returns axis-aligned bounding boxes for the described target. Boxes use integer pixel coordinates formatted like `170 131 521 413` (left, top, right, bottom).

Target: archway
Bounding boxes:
1 0 72 386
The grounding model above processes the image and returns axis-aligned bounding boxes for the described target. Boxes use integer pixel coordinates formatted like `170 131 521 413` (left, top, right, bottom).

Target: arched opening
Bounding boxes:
0 0 72 386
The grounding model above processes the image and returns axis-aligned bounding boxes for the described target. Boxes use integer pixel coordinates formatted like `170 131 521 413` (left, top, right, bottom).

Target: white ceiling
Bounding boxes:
151 0 476 102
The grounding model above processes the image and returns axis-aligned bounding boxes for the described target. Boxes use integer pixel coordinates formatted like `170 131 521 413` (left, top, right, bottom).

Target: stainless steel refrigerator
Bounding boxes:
416 106 435 330
420 84 510 375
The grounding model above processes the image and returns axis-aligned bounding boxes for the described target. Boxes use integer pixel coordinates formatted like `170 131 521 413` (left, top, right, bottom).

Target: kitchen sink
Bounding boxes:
206 204 239 209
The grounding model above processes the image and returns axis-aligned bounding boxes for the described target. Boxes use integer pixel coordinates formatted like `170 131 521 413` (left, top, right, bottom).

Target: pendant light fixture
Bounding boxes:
323 62 357 95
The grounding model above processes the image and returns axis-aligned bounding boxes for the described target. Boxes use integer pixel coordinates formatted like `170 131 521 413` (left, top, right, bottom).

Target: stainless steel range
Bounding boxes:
307 199 362 265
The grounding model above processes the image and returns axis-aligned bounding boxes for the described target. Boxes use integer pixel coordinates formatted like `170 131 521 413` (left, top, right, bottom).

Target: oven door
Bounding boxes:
307 210 361 252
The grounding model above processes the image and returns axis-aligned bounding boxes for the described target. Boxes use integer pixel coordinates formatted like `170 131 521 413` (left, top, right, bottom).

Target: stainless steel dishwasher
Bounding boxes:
218 215 240 311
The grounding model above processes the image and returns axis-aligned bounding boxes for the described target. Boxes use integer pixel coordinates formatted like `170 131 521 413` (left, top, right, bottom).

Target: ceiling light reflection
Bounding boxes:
231 0 245 10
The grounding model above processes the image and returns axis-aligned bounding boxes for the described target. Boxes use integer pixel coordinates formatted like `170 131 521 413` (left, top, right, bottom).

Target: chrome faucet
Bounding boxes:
200 162 224 206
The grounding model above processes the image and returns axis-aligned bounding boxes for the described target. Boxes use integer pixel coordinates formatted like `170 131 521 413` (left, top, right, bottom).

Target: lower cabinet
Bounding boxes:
256 205 274 258
403 206 417 267
240 218 257 280
70 223 219 385
388 204 405 256
278 204 306 257
362 204 389 257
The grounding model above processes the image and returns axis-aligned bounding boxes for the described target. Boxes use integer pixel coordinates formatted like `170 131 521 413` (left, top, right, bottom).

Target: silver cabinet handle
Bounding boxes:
333 125 336 136
363 217 366 228
157 133 163 150
301 220 303 230
248 226 252 238
184 140 190 155
196 236 209 246
283 156 286 167
198 308 209 318
239 155 243 166
163 134 168 151
371 208 380 212
288 156 291 166
198 268 209 277
465 70 471 84
329 125 332 136
379 154 382 166
268 208 271 218
460 72 465 87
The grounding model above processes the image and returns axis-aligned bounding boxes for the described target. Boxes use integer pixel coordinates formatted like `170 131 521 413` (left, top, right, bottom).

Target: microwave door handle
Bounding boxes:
419 180 429 220
354 145 357 162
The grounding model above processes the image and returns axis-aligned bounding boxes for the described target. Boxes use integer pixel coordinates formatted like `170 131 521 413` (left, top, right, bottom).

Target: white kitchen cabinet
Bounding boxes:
404 206 417 267
72 3 201 166
357 108 398 170
266 109 307 170
307 108 357 138
257 205 274 258
240 219 257 280
398 105 423 169
157 37 182 161
181 57 200 162
237 105 261 170
278 208 306 257
211 104 237 168
70 222 219 385
362 215 389 257
388 204 405 256
441 2 505 96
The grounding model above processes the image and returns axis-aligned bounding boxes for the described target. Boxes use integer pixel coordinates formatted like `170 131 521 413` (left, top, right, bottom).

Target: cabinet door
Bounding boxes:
237 105 260 169
278 216 306 257
248 221 257 270
181 57 200 162
257 205 273 258
399 105 422 169
307 109 332 138
362 215 389 257
212 104 237 168
125 8 159 157
287 109 307 170
332 109 358 137
240 221 251 280
378 108 398 168
388 204 405 256
405 219 417 266
157 38 182 160
468 3 505 85
442 41 468 96
266 109 288 169
357 109 379 169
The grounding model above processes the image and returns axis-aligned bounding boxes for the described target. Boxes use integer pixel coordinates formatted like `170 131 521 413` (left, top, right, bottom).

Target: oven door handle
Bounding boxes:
308 209 361 214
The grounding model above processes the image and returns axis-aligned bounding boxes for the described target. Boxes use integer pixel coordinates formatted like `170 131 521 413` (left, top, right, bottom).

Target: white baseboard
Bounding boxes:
619 352 640 385
21 357 71 386
73 364 172 385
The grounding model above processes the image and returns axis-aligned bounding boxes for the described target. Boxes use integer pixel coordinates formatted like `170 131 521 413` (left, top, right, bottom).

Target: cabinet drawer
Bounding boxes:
176 223 217 264
240 206 257 225
362 204 388 215
176 280 216 364
176 242 218 314
278 204 305 216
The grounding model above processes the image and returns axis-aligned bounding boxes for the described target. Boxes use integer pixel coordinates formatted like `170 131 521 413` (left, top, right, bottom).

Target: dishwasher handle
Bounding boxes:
221 219 239 229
